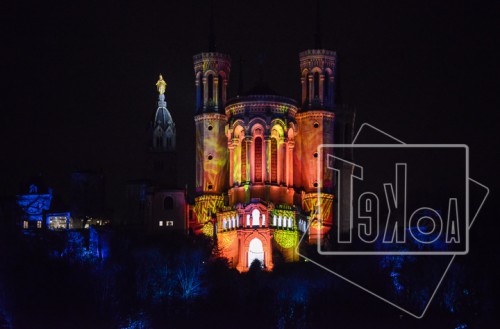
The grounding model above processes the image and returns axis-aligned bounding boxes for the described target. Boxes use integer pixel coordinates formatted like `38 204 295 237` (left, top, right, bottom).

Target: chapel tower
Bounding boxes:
192 8 231 226
148 74 177 187
294 2 337 242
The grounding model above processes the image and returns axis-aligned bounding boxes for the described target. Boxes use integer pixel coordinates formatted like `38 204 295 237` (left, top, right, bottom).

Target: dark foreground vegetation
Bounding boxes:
0 219 495 329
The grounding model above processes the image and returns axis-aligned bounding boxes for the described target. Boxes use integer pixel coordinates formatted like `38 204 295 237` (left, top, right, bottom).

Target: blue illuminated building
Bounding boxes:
16 178 53 229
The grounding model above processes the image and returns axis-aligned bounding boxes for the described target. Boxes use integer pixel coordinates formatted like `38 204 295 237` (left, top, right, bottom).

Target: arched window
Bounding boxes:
207 74 214 100
271 138 278 183
163 196 174 210
252 209 260 226
218 74 223 107
324 71 330 103
254 137 262 182
314 72 320 98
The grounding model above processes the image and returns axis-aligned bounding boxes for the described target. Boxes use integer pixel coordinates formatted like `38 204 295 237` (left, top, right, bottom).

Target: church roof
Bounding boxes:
152 94 174 130
154 106 174 130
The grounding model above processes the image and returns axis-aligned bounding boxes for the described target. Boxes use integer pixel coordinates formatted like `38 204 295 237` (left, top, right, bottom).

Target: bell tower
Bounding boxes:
192 6 231 228
152 74 176 152
148 74 177 187
295 1 336 242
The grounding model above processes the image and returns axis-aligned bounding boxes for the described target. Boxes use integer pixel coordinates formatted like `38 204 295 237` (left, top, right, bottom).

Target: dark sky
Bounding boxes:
4 0 494 212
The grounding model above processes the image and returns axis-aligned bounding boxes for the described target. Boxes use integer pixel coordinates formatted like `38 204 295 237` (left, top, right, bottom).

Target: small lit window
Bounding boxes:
166 221 174 226
159 221 163 226
37 221 42 229
23 221 28 229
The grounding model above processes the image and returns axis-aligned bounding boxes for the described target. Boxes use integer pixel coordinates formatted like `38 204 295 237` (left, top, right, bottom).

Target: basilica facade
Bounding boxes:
189 43 355 271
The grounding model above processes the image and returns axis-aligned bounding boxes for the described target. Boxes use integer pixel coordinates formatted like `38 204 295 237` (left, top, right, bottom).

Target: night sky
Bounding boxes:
5 0 494 216
4 1 500 324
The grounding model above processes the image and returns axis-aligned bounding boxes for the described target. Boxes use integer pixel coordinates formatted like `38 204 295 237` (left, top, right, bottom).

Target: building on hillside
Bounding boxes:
16 175 73 230
188 19 355 271
126 75 188 233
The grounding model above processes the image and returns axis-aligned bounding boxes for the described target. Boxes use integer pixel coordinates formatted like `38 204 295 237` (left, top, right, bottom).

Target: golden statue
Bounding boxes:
156 74 167 95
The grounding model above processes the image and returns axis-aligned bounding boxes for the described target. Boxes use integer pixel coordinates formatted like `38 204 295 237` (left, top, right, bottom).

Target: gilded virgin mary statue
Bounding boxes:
156 74 167 95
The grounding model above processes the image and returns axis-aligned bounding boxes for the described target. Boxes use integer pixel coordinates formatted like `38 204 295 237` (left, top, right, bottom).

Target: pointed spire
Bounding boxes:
208 0 216 52
314 0 322 49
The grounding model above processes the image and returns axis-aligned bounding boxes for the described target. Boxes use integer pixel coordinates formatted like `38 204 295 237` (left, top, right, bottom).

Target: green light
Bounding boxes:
274 230 298 249
201 222 214 237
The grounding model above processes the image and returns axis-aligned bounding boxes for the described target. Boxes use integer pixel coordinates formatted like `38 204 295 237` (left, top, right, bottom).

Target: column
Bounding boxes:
285 141 290 186
288 141 294 187
202 76 208 109
301 76 306 104
319 74 325 106
330 76 335 105
214 76 219 109
223 79 228 107
308 75 313 107
195 78 200 110
265 137 271 183
277 141 282 185
229 144 234 186
245 137 251 184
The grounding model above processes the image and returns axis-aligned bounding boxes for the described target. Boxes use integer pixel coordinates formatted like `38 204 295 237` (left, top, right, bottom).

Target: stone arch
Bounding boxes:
233 124 245 141
270 119 286 135
248 118 267 134
243 231 271 268
248 238 264 267
204 69 217 78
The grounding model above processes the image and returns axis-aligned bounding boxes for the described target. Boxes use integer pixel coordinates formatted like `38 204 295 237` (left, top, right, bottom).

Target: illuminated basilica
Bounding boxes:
187 29 355 271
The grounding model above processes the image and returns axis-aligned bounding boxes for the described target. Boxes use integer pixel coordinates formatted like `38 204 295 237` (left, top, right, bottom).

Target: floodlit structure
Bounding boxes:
189 15 355 271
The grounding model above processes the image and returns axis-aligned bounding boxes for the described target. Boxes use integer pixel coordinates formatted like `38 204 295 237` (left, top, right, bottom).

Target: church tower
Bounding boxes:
152 74 176 152
294 2 337 242
148 74 177 187
192 9 231 228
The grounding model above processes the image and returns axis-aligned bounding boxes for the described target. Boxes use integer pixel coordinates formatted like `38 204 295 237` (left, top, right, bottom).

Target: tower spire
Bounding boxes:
314 0 322 49
208 0 216 52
